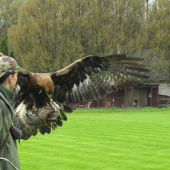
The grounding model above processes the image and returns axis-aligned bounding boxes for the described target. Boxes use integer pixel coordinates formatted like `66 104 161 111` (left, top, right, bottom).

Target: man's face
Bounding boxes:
9 72 18 90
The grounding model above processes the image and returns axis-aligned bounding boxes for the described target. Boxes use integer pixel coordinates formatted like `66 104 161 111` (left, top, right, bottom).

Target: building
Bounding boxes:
71 84 159 109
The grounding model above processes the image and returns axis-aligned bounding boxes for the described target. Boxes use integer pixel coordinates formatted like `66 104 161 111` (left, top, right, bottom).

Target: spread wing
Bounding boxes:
12 54 149 138
49 54 149 105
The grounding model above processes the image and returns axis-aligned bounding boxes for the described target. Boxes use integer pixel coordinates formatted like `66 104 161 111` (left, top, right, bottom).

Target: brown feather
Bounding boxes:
33 74 54 95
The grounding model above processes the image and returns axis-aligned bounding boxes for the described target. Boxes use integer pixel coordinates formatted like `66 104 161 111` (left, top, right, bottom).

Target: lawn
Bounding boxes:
18 107 170 170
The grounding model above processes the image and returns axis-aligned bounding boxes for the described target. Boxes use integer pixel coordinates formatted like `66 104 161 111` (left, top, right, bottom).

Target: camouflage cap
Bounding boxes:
0 56 18 78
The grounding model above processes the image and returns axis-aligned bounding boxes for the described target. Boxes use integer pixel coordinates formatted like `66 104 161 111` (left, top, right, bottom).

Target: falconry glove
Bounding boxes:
15 107 63 140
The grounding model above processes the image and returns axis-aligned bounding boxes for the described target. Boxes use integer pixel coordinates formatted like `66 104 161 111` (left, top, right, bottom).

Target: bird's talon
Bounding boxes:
26 111 34 118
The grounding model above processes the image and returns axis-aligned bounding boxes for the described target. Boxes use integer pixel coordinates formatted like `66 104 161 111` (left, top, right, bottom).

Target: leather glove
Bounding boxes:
16 107 63 140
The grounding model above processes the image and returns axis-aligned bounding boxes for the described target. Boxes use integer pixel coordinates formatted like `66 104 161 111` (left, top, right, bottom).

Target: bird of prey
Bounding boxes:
13 54 149 136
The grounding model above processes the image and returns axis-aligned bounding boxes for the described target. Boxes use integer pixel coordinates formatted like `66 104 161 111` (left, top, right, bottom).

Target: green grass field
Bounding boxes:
18 107 170 170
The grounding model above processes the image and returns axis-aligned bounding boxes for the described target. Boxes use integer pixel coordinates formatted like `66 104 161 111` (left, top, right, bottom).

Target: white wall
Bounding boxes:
159 84 170 96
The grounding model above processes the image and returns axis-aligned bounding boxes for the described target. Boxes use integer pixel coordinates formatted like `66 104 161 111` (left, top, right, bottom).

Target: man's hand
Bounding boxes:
17 107 62 140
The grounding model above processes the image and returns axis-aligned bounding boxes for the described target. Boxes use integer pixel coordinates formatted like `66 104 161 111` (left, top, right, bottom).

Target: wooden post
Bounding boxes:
97 98 99 108
151 87 153 107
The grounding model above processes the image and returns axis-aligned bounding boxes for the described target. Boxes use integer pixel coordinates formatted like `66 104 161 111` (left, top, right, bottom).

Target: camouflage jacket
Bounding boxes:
0 91 20 170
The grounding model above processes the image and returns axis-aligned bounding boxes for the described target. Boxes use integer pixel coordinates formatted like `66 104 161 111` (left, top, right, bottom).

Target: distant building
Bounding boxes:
70 85 159 109
159 84 170 96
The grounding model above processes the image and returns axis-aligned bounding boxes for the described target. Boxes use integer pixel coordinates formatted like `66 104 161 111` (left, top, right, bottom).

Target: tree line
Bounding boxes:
0 0 169 81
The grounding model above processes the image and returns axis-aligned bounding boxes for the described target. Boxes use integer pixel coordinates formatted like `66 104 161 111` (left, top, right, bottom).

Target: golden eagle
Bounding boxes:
13 54 149 136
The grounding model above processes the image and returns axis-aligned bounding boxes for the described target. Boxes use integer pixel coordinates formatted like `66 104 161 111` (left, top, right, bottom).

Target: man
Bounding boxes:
0 54 58 170
0 55 21 170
